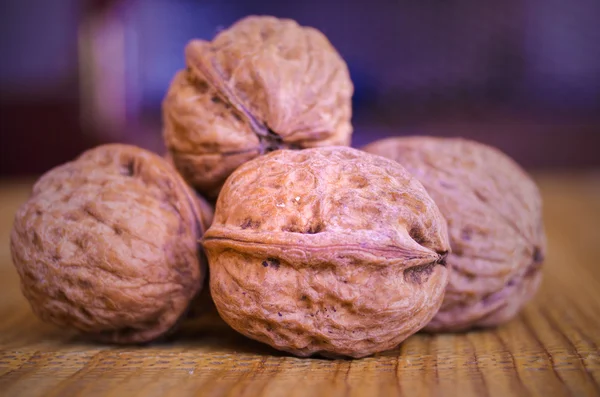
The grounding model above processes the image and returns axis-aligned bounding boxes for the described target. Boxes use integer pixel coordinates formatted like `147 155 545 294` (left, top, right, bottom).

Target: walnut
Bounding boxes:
203 147 450 358
163 15 354 199
362 137 546 332
10 144 212 344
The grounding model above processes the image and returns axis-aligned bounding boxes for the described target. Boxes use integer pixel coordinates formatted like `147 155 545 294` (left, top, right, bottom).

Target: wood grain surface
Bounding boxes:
0 173 598 397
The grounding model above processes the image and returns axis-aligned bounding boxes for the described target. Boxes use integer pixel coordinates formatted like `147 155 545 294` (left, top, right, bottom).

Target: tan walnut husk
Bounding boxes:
163 15 354 198
203 146 450 358
10 144 212 343
363 137 546 332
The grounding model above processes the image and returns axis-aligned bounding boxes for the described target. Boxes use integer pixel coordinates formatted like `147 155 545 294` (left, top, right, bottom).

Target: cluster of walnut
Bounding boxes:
10 15 545 359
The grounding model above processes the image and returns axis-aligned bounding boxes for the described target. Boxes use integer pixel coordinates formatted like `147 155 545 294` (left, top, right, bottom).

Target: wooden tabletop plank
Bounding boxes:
0 173 598 397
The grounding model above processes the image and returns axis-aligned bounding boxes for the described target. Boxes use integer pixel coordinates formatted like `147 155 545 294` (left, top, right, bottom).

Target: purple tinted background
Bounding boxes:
1 0 599 176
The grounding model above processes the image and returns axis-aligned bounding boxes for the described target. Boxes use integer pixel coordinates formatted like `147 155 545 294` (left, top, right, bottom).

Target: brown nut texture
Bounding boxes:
362 137 546 332
203 146 450 358
162 152 215 230
10 144 211 344
163 15 354 199
163 151 215 226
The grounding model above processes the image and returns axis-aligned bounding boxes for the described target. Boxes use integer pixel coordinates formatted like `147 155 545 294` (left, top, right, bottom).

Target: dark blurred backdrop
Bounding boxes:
1 0 599 176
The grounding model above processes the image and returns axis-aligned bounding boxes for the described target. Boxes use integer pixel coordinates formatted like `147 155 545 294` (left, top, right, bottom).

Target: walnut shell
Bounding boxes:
203 146 450 358
10 144 211 343
362 137 546 332
163 15 354 199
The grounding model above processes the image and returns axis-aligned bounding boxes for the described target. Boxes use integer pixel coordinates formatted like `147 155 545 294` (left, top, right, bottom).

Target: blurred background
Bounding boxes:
1 0 599 177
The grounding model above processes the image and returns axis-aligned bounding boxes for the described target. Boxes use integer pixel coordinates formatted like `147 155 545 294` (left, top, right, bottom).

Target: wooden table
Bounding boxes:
0 173 599 397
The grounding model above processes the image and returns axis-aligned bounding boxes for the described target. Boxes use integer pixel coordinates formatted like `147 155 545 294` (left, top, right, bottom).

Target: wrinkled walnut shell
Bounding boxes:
203 147 450 358
363 137 546 332
163 15 354 198
10 144 212 343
